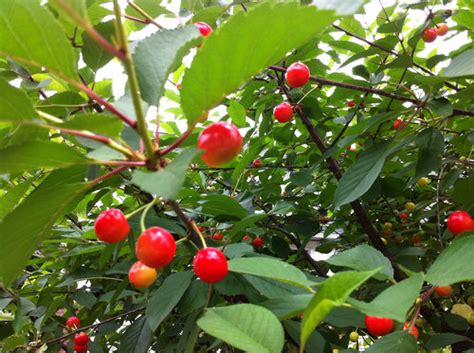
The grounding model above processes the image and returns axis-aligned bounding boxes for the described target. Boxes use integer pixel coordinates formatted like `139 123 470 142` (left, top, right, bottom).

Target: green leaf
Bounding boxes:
326 244 394 280
425 333 470 350
311 0 365 15
425 233 474 286
0 178 33 220
181 2 336 122
0 0 77 78
0 141 89 174
231 140 264 183
202 194 248 220
348 273 424 322
228 100 247 127
415 128 444 177
146 271 193 331
452 173 474 209
260 294 312 320
378 15 406 33
223 243 254 259
334 141 390 208
118 316 152 353
442 49 474 78
300 269 377 351
229 214 267 237
228 257 315 290
134 26 200 106
58 113 124 137
0 78 37 122
132 148 200 200
82 21 115 72
365 331 418 353
0 177 90 285
197 304 284 353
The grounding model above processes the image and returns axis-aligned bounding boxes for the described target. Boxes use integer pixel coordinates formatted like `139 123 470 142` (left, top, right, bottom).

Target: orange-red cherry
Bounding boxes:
436 23 449 36
193 247 228 283
212 233 224 241
242 235 251 241
435 285 453 298
94 209 130 243
422 28 438 42
393 119 403 130
403 322 419 339
252 159 261 167
252 237 264 248
365 315 394 336
194 22 213 37
198 122 242 167
400 212 409 220
128 261 157 288
136 227 176 269
66 316 81 329
285 62 310 88
347 100 356 108
446 210 474 235
74 344 88 353
74 332 89 346
273 102 293 123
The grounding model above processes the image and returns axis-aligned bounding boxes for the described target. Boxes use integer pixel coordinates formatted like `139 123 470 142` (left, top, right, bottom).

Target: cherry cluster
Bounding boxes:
422 23 449 43
65 316 89 352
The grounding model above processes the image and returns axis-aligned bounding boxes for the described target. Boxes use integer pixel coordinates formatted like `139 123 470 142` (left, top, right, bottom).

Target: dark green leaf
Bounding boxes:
366 331 418 353
82 21 115 71
425 333 470 350
260 294 312 320
118 316 152 353
202 195 248 220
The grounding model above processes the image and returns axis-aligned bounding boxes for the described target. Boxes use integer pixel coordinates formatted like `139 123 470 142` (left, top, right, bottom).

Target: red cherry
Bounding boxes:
66 316 81 329
252 159 261 167
252 237 264 248
74 344 88 353
393 119 403 130
436 23 449 36
273 102 294 123
403 322 419 339
193 247 228 283
212 233 224 241
400 213 409 220
94 209 130 243
446 210 474 235
197 226 205 232
242 235 251 241
285 62 310 88
136 227 176 268
194 22 213 37
435 285 453 298
365 315 394 336
74 332 89 346
422 28 438 43
198 122 243 167
347 100 356 108
128 261 157 288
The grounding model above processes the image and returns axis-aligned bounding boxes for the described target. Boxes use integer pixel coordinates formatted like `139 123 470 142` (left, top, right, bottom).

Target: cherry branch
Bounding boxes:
159 123 197 156
126 1 162 28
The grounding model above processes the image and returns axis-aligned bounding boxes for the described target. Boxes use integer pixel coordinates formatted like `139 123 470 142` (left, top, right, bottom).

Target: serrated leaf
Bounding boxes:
442 49 474 78
82 21 115 72
132 148 200 200
181 2 336 122
0 78 37 122
0 0 77 78
134 26 200 106
197 304 284 353
0 178 34 220
118 316 152 353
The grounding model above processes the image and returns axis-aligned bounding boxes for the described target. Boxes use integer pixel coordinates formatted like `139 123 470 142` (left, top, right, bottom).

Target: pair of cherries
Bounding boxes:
365 315 419 339
65 317 89 352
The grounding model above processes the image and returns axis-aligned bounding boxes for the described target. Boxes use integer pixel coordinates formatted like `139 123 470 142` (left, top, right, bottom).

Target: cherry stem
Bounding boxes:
127 1 162 28
191 220 207 248
159 123 197 156
125 202 155 220
408 286 435 332
139 198 159 232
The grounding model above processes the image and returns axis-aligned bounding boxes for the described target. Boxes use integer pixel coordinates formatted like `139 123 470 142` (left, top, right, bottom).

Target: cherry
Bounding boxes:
417 177 430 187
285 62 310 88
400 213 409 220
74 344 88 353
393 119 403 130
436 23 449 36
383 229 392 237
383 222 392 230
197 226 205 233
66 316 81 329
405 202 416 212
349 331 359 342
242 235 251 241
252 236 264 248
347 100 356 108
74 332 89 346
136 227 176 268
252 159 261 167
273 102 294 123
198 122 243 167
422 28 438 43
94 209 130 243
412 234 422 245
403 322 419 339
435 285 453 298
364 315 394 336
212 233 224 241
128 261 157 288
395 235 404 244
194 22 213 37
193 247 228 283
446 210 474 235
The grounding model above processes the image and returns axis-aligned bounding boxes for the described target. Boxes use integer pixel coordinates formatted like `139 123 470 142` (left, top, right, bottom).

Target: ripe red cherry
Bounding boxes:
347 100 356 108
403 322 419 339
436 23 449 36
212 233 224 241
94 209 130 243
273 102 293 123
242 235 251 241
252 237 264 248
74 332 89 346
422 28 438 43
66 316 80 329
252 159 261 167
136 227 176 268
128 261 157 288
198 122 243 167
400 213 409 220
446 210 474 235
74 344 88 353
393 119 403 130
193 247 228 283
435 285 453 298
285 62 310 88
194 22 213 37
365 315 394 336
